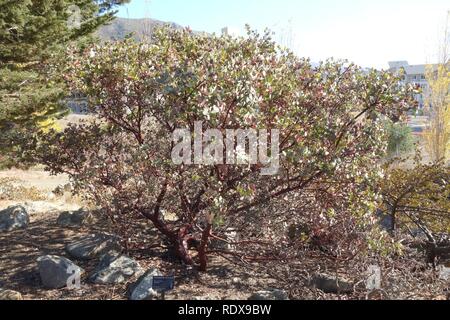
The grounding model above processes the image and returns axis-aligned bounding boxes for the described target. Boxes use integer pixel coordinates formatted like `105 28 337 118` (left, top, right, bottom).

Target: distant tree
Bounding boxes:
0 0 130 166
35 27 415 271
386 121 415 157
424 12 449 163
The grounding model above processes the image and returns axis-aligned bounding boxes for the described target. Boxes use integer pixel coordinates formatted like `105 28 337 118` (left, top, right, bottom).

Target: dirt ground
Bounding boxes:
0 169 277 300
0 167 69 193
1 168 447 300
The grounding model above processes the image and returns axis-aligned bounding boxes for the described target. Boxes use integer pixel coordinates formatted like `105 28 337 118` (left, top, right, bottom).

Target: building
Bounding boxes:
388 61 431 110
221 26 241 37
388 61 439 135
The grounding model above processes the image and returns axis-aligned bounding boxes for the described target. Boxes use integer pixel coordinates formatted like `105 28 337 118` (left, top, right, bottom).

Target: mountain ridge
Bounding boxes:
96 17 195 41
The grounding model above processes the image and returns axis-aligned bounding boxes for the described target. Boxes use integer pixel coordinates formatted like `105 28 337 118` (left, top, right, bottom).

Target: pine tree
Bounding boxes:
0 0 129 166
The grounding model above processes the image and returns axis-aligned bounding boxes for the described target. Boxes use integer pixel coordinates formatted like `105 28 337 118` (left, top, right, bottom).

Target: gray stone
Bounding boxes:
128 268 162 300
56 209 95 227
0 289 23 300
66 233 122 260
311 273 353 294
37 255 84 289
248 289 289 300
90 253 143 284
376 210 394 231
439 265 450 280
0 205 29 232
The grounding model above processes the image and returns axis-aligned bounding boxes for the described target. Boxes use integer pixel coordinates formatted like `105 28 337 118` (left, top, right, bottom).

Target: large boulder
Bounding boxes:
0 289 23 300
248 289 289 300
37 255 84 289
0 205 29 232
128 268 162 300
66 233 122 260
90 253 143 284
310 273 353 294
56 209 96 228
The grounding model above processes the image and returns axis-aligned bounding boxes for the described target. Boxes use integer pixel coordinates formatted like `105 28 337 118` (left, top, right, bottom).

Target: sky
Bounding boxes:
117 0 449 69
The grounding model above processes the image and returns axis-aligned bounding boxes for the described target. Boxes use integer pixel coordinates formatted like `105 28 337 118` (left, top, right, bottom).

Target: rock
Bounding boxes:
0 205 29 232
128 268 162 300
37 255 84 289
0 289 23 300
311 273 353 294
90 253 143 284
248 289 289 300
66 233 122 260
57 209 95 227
376 210 394 232
439 265 450 281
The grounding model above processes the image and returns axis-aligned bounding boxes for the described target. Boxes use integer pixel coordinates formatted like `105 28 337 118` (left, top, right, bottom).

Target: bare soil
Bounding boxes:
0 169 276 300
1 169 448 300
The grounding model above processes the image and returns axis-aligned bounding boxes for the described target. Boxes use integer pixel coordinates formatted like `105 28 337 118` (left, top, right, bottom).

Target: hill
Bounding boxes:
96 17 186 41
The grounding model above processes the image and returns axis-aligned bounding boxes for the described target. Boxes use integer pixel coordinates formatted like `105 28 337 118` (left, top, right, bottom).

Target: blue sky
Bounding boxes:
117 0 449 69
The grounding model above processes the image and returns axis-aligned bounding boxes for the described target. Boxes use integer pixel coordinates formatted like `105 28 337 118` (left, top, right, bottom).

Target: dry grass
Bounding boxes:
0 168 69 193
0 178 47 202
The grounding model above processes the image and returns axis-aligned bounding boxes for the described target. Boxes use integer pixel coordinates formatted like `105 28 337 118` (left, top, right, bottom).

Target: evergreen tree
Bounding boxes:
386 121 415 157
0 0 129 166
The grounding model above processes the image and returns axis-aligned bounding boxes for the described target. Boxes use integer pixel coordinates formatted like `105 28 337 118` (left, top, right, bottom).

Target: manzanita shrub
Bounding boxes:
36 27 415 271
